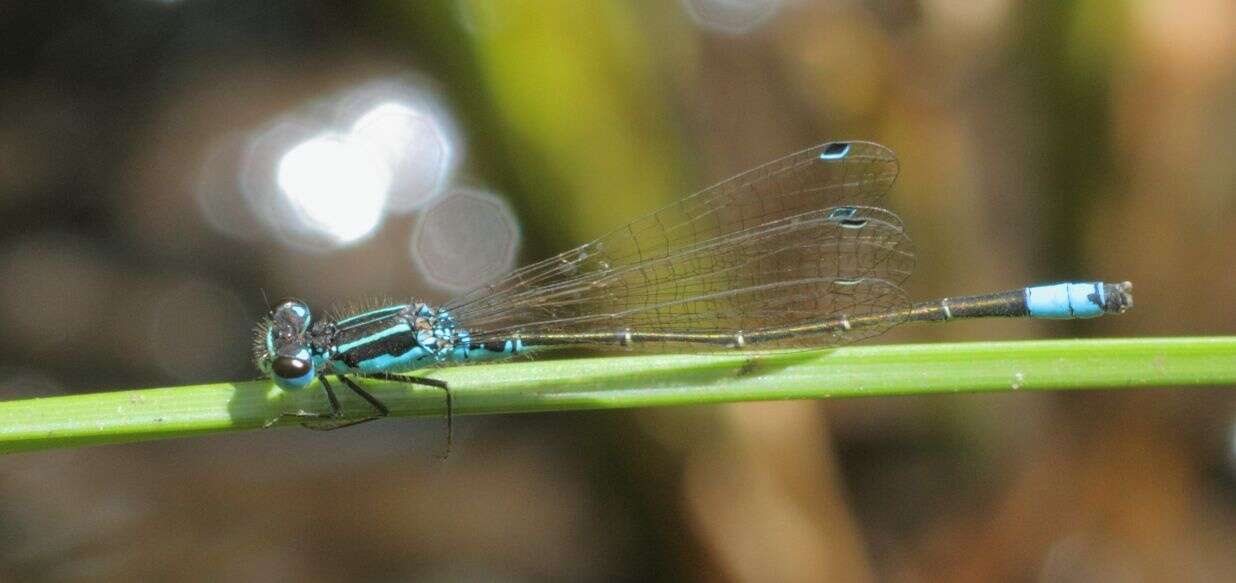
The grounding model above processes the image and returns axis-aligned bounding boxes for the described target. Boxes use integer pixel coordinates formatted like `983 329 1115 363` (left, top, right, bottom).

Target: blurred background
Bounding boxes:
1 0 1234 580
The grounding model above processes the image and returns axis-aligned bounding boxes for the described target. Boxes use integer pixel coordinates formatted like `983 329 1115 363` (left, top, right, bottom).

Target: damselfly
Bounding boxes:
254 141 1133 438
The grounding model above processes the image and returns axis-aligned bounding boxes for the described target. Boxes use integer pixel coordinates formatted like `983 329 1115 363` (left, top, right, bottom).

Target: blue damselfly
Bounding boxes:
254 141 1133 441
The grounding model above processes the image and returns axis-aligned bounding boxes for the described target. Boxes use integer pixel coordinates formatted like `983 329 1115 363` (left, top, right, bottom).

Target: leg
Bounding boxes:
276 375 342 426
360 373 452 457
321 375 344 416
295 375 384 431
336 375 390 417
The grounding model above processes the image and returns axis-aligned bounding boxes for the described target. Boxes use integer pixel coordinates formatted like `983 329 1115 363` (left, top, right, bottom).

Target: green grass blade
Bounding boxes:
1 337 1233 454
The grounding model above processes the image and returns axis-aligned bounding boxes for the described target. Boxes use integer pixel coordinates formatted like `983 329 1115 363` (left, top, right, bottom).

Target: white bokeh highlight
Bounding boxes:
225 76 463 253
350 101 456 213
241 117 353 253
276 133 391 245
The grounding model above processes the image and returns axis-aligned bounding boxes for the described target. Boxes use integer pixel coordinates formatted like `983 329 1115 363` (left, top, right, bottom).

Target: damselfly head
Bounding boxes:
253 299 317 390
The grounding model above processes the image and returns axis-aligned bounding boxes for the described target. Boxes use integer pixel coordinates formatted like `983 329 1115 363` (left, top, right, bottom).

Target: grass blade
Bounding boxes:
1 337 1232 454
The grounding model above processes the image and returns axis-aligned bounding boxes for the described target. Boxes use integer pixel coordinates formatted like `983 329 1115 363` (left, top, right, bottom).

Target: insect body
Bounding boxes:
254 141 1132 437
253 300 493 435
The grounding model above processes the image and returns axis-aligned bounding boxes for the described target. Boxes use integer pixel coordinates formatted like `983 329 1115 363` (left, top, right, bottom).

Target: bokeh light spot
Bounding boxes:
350 101 456 213
410 188 521 291
196 132 264 243
276 133 391 245
231 78 463 253
682 0 783 34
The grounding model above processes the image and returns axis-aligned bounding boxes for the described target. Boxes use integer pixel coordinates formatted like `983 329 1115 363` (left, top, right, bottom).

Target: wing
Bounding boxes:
444 141 908 349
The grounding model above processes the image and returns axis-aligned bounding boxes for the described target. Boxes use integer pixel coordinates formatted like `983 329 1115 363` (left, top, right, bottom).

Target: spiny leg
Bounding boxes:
360 372 452 457
277 374 344 426
335 375 390 417
322 375 343 416
293 375 384 431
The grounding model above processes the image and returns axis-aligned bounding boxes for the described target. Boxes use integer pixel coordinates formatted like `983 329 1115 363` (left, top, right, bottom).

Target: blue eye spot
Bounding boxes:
825 206 867 228
819 142 851 160
273 299 312 331
827 206 858 220
272 356 315 390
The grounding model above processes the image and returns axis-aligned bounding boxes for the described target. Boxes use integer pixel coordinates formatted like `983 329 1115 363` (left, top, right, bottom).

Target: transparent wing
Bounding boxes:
460 208 914 349
444 141 909 349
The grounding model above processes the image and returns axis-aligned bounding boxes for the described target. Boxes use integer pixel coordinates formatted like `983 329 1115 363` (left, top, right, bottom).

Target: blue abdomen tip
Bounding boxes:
1026 283 1105 319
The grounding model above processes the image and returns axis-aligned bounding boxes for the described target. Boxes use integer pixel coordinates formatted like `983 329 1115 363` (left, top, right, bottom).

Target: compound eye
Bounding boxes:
272 299 312 332
271 355 313 386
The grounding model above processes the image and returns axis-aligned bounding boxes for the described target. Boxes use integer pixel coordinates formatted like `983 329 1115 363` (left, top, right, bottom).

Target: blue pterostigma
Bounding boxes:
254 141 1133 439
